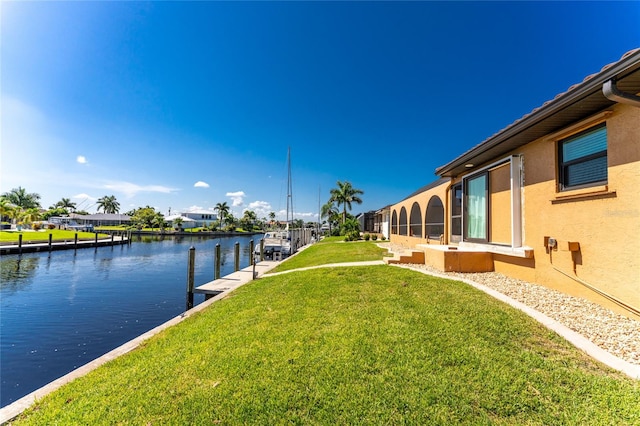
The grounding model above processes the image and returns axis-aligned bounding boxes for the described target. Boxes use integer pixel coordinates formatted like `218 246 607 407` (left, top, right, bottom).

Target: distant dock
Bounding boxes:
0 234 129 255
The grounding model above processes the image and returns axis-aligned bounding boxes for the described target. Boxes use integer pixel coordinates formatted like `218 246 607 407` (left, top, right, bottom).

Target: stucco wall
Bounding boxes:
389 182 449 247
390 103 639 319
504 103 640 317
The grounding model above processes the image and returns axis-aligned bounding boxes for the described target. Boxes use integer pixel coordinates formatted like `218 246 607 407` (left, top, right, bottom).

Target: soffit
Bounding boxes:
436 49 640 178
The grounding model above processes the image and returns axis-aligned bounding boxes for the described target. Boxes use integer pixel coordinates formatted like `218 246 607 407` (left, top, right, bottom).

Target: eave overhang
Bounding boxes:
435 49 640 178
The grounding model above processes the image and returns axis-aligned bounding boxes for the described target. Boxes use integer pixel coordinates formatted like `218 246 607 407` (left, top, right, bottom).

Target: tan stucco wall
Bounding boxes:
391 103 639 320
389 181 449 248
504 103 640 319
489 163 511 245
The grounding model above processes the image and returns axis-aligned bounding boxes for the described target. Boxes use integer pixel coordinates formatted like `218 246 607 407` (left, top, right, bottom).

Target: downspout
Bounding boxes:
603 78 640 107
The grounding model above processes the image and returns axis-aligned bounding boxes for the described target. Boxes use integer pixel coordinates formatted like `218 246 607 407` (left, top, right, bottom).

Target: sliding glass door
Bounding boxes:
464 173 488 242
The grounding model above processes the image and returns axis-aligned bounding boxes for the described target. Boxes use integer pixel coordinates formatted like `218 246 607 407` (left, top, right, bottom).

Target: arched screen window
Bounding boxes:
425 196 445 239
399 207 408 236
409 202 422 238
391 210 398 234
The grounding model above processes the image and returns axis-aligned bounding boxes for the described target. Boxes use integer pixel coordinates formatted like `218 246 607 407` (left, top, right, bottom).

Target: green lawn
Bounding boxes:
13 265 640 425
270 239 390 272
0 230 109 243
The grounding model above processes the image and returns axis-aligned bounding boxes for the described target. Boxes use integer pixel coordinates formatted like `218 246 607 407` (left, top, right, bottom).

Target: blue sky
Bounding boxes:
2 1 639 221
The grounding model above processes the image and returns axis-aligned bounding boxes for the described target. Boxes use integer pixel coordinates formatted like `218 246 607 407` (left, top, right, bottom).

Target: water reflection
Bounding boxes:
0 256 40 293
1 234 258 407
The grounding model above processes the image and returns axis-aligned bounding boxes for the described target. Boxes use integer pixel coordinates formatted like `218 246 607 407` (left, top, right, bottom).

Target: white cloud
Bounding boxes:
194 181 209 188
76 155 88 164
226 191 246 207
296 211 316 218
103 181 177 198
248 200 271 210
275 209 317 221
184 205 216 213
246 200 272 217
72 193 96 201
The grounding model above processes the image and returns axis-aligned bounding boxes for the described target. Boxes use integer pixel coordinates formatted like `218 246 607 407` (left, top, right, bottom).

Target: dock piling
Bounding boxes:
234 242 240 272
48 233 53 252
186 246 195 311
260 238 264 262
215 243 221 279
74 233 78 251
249 240 254 266
18 234 23 255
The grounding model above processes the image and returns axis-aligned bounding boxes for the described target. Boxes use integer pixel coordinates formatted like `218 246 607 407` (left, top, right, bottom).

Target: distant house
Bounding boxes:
356 211 376 234
180 210 218 227
389 49 640 319
165 214 197 229
69 213 131 227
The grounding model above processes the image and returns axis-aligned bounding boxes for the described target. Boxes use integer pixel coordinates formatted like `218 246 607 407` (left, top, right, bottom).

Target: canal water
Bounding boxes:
0 234 257 407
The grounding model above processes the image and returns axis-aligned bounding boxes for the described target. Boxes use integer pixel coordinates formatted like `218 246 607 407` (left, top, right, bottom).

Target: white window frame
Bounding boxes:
458 155 528 256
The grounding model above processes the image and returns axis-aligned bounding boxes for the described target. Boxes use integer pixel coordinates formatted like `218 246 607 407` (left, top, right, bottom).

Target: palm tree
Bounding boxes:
0 197 17 223
241 210 257 231
215 202 230 227
152 213 165 232
268 211 276 229
96 195 120 214
321 201 339 235
20 208 41 228
329 181 364 224
55 198 76 212
1 187 41 210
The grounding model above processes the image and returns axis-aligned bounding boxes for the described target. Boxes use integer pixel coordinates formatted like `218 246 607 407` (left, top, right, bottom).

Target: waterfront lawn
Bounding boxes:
0 230 108 243
14 265 640 425
271 239 389 272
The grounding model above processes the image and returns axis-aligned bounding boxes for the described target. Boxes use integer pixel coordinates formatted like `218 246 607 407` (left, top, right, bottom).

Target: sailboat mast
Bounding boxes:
286 147 293 228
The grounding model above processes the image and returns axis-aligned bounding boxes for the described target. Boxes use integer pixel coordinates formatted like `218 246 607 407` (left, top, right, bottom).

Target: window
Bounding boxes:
409 202 422 237
558 124 607 190
453 155 524 249
391 210 398 234
425 196 444 239
399 207 408 236
450 184 462 243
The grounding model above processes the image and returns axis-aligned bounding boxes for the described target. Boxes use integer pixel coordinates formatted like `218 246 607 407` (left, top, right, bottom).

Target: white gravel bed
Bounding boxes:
403 263 640 366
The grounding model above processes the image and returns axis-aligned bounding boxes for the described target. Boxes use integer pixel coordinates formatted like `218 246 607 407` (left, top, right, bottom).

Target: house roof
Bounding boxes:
182 209 216 215
71 213 131 221
399 177 450 202
436 49 640 178
165 214 196 222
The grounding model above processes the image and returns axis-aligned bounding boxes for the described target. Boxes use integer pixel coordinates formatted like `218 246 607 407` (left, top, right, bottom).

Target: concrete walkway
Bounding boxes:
264 260 385 276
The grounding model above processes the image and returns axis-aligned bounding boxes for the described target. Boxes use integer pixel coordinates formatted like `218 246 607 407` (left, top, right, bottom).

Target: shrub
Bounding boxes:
48 224 56 230
32 223 41 231
363 233 370 241
372 234 378 241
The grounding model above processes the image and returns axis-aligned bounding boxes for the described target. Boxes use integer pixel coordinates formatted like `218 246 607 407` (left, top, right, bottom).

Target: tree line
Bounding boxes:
1 181 365 234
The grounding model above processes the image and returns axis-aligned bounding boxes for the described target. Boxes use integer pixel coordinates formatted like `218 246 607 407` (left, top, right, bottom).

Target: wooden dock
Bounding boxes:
193 260 280 298
0 235 129 255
